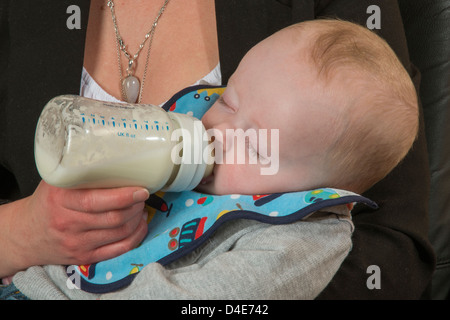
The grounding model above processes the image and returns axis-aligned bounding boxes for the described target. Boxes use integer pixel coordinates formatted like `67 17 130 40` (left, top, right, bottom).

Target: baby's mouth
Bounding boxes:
200 171 214 185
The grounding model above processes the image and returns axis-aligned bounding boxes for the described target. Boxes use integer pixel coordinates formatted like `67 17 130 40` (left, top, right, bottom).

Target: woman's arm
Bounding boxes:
0 181 149 278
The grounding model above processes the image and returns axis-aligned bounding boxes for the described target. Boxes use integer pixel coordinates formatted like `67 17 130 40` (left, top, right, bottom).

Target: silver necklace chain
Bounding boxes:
107 0 171 103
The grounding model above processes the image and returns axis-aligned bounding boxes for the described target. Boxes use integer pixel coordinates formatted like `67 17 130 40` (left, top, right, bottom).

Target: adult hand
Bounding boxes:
1 181 149 278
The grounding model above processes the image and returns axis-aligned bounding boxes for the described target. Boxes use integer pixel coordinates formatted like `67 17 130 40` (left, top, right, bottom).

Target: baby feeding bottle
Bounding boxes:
34 95 214 192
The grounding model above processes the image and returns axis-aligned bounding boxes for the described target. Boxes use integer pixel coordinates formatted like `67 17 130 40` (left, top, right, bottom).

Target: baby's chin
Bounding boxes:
195 173 232 195
195 180 217 195
195 178 260 196
194 172 218 194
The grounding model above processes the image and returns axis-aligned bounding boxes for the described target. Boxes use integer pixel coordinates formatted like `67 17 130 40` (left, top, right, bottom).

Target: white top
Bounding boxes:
80 63 222 105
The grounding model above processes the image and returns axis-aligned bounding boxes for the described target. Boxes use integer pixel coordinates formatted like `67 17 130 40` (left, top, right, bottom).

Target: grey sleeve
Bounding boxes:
14 213 353 300
102 215 353 300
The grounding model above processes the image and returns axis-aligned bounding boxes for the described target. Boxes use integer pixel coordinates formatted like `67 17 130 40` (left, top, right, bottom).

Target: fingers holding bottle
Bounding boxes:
14 181 149 269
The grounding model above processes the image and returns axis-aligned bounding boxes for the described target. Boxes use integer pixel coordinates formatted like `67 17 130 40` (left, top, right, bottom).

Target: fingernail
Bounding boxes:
2 276 12 285
133 189 150 202
142 210 149 222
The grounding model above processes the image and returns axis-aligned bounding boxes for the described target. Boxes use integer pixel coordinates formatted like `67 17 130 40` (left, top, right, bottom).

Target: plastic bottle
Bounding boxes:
34 95 214 192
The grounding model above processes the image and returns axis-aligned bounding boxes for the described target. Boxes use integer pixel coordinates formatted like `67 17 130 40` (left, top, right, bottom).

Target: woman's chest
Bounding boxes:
83 0 219 105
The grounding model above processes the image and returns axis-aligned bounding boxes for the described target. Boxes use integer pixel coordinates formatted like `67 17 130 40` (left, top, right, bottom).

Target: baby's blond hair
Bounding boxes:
292 20 418 193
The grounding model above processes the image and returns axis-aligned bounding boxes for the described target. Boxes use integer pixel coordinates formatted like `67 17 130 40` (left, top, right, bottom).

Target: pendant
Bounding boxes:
122 76 140 103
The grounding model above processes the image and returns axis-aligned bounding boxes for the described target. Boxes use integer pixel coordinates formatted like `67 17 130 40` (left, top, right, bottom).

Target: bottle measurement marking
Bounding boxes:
80 113 170 132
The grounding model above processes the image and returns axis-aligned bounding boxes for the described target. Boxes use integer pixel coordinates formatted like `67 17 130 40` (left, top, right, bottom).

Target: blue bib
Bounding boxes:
66 86 377 294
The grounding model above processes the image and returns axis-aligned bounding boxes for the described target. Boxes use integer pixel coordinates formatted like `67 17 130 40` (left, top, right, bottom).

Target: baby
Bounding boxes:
196 19 418 197
4 19 418 299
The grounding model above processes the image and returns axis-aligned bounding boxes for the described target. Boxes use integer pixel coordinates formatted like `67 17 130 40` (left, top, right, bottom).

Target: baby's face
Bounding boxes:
196 27 340 195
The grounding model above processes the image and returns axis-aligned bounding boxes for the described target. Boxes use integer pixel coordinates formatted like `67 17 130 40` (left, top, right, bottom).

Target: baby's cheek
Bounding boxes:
211 166 241 194
210 173 233 195
222 167 260 194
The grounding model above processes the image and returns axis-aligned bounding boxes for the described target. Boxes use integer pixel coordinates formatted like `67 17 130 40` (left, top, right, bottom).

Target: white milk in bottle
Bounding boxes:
34 95 214 192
